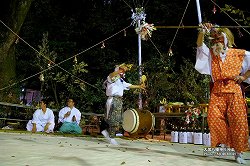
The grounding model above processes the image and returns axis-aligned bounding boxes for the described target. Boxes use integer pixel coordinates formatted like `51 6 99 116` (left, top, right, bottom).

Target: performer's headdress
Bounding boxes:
114 63 133 71
210 27 235 47
204 25 236 48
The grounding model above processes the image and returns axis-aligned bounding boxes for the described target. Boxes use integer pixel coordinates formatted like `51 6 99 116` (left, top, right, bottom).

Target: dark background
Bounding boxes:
0 0 250 112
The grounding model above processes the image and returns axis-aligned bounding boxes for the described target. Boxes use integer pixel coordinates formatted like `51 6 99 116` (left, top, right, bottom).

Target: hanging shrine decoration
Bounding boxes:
39 73 45 82
131 7 156 40
74 55 78 64
212 0 216 14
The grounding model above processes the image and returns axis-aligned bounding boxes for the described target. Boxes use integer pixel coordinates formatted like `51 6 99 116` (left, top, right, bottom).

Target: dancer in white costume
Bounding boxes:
101 63 145 145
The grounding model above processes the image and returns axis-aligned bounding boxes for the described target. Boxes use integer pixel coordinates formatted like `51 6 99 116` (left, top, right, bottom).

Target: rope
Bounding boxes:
210 0 250 35
168 0 191 53
148 37 163 60
141 0 145 7
0 19 100 91
143 0 150 8
121 0 133 10
0 19 131 91
133 0 137 8
52 25 132 69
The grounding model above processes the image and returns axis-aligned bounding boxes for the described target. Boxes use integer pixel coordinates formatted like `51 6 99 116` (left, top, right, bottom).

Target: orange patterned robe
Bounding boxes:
208 48 249 153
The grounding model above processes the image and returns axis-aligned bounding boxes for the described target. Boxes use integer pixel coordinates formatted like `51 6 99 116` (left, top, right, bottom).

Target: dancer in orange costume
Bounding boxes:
195 23 249 164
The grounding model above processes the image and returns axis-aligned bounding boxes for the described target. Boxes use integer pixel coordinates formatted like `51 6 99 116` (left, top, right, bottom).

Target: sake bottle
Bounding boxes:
187 126 194 143
194 126 203 145
171 125 179 143
203 127 211 146
179 126 187 144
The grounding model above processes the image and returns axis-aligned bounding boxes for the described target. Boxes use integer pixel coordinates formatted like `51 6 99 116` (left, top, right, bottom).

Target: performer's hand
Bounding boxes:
234 75 246 84
44 123 50 132
64 111 71 118
140 84 146 90
200 23 213 32
72 115 76 122
32 125 37 133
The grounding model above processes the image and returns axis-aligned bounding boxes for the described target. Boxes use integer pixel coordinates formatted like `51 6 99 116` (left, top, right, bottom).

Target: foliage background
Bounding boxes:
0 0 249 114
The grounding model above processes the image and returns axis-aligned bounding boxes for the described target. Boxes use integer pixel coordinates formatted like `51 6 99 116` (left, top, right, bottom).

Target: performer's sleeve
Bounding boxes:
123 81 132 90
58 108 65 123
107 76 113 83
31 109 40 124
242 51 250 84
75 109 81 124
195 43 211 75
48 109 55 124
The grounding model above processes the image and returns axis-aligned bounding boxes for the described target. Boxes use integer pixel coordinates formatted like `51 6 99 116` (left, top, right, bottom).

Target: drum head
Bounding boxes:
122 109 139 133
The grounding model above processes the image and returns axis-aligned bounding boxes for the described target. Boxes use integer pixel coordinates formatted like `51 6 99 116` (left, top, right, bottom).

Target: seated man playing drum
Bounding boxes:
101 63 145 145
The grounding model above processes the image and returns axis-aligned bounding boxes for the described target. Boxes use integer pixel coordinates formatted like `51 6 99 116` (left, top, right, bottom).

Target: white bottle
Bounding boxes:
179 131 188 144
193 127 203 145
171 126 179 143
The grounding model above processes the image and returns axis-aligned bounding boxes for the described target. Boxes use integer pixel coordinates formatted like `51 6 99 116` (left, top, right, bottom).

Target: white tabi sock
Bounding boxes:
101 130 111 141
110 138 119 145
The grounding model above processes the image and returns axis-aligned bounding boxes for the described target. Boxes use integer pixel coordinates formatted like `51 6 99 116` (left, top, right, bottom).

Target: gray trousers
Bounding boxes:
106 96 123 137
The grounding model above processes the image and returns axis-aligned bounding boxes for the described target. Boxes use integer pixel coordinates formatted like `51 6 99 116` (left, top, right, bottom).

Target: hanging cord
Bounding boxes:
143 0 150 8
51 25 132 70
210 0 250 35
0 19 131 91
124 1 164 64
168 0 191 53
209 0 250 91
148 37 163 60
0 19 100 91
121 0 133 10
135 0 140 8
133 0 138 8
141 0 145 7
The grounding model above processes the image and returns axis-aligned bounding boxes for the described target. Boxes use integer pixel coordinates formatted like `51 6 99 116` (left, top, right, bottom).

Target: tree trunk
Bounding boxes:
0 0 33 101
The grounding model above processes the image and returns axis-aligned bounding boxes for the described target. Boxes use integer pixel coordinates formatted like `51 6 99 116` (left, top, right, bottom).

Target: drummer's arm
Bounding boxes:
129 84 145 90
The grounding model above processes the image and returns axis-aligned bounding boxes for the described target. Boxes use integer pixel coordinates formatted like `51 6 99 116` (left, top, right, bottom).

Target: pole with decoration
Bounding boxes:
131 7 156 109
195 0 202 24
195 0 207 136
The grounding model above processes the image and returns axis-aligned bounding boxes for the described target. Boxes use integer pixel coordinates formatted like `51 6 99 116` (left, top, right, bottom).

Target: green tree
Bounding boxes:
0 0 33 101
